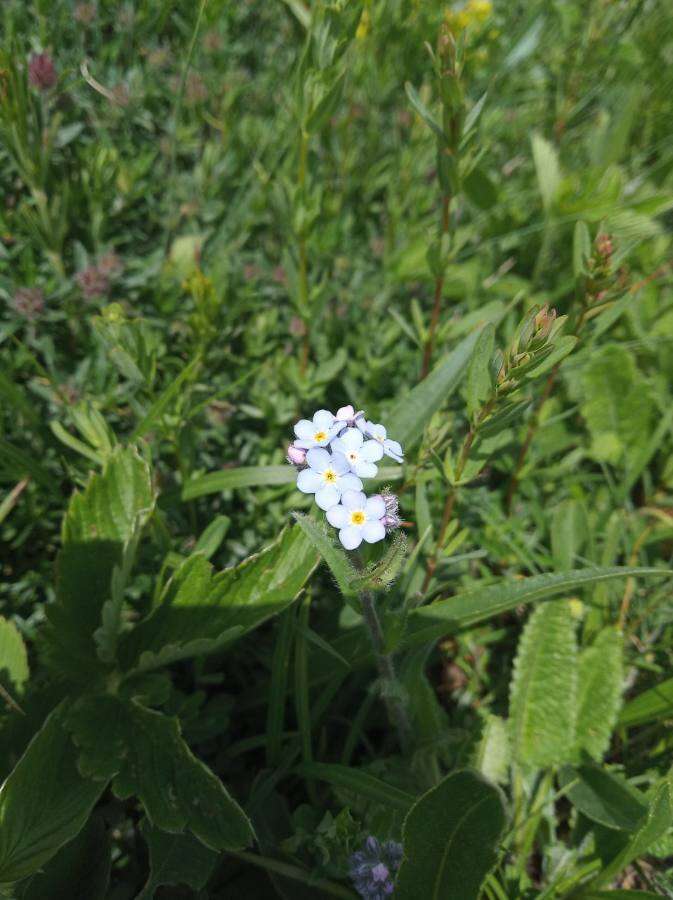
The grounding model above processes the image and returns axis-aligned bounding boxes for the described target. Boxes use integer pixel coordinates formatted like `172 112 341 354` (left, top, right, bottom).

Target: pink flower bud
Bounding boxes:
286 444 307 466
28 53 57 91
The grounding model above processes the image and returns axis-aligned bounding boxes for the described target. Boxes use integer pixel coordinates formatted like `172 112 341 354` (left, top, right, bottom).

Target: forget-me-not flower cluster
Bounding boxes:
349 836 403 899
288 405 403 550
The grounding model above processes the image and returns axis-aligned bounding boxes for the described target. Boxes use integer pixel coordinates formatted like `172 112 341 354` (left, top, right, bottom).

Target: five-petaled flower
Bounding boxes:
296 449 362 510
326 490 386 549
364 421 404 463
331 427 383 478
293 409 338 449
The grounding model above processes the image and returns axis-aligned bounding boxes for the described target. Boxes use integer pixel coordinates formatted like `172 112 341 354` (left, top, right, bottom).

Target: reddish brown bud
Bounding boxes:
28 53 57 91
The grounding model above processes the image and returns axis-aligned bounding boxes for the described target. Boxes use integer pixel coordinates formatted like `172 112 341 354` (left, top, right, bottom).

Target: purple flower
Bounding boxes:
75 265 110 300
349 836 403 900
11 287 44 320
286 443 307 466
28 53 57 91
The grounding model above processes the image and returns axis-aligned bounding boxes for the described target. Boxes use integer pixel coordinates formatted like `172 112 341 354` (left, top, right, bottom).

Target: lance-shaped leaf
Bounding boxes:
293 513 357 600
67 695 254 852
619 676 673 728
0 707 105 885
119 525 319 673
43 448 154 681
576 628 624 759
0 616 29 694
395 770 507 900
509 599 578 768
559 764 647 832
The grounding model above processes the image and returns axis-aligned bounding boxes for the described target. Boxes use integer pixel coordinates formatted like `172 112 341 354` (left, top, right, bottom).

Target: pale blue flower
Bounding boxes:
293 409 339 449
330 428 383 478
364 421 404 464
326 490 386 549
296 448 362 510
349 836 402 900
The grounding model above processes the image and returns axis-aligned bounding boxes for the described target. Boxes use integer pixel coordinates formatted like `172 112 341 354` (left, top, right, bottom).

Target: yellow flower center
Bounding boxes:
323 469 337 483
350 510 365 525
314 431 327 442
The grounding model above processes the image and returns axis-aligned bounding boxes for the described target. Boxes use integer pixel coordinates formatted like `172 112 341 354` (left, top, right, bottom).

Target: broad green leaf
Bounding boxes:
531 133 561 212
576 628 624 760
387 327 482 447
465 323 495 420
295 763 414 812
293 512 357 600
135 819 218 900
22 814 110 900
509 600 577 768
619 676 673 728
67 695 254 851
120 525 319 673
0 707 105 884
580 345 656 468
473 715 510 785
395 770 507 900
559 764 647 832
404 567 664 648
182 464 401 500
0 616 28 693
43 447 154 681
588 775 673 889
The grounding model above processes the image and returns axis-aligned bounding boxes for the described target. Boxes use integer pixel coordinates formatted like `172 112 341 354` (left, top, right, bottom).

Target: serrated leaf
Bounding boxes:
135 819 218 900
509 599 578 768
0 616 28 694
120 525 319 673
43 448 154 681
395 770 507 900
576 628 623 759
531 133 561 212
387 327 482 448
559 764 647 832
67 695 254 851
293 512 357 600
0 707 105 884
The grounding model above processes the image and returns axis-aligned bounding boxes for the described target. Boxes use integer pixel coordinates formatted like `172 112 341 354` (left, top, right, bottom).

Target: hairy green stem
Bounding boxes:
359 590 412 754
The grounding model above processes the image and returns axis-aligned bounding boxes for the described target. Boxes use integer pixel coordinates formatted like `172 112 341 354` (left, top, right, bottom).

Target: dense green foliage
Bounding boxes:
1 0 673 897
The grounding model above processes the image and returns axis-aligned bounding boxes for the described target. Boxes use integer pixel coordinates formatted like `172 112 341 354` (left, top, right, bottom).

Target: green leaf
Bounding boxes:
21 814 110 900
473 715 510 786
387 327 483 448
551 499 588 570
463 167 498 210
399 644 449 747
581 892 662 899
509 600 578 768
295 763 414 812
573 220 592 278
194 514 230 560
293 512 357 600
67 695 254 851
395 770 507 900
559 764 647 832
43 448 154 681
588 775 673 889
182 464 402 500
306 71 346 133
524 335 577 379
130 354 201 441
619 676 673 728
0 616 29 694
576 628 624 760
0 707 105 884
531 132 561 212
405 82 445 143
136 819 219 900
465 323 495 420
120 525 319 673
405 567 664 648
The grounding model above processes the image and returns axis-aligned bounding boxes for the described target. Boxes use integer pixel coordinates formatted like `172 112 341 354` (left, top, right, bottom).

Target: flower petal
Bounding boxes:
294 439 315 449
341 489 366 510
313 409 335 430
329 437 346 456
362 521 385 544
294 419 315 440
384 439 403 462
367 422 386 441
326 505 349 528
339 473 363 493
331 452 350 475
297 468 321 494
335 405 355 420
306 447 330 472
354 460 377 479
339 526 363 550
365 495 386 520
315 484 340 510
361 440 384 462
340 428 363 451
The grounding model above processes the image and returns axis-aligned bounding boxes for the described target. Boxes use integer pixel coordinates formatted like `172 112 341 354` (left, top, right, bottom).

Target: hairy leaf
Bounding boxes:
293 512 357 599
576 628 624 759
473 715 510 785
